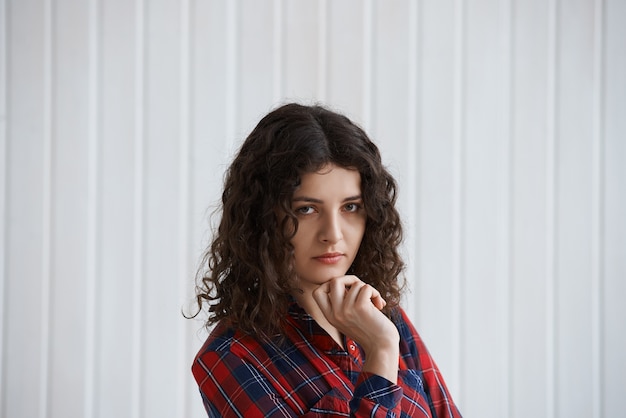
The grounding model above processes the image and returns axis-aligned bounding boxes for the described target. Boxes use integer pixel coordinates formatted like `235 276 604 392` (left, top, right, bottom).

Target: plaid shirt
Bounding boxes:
193 302 462 417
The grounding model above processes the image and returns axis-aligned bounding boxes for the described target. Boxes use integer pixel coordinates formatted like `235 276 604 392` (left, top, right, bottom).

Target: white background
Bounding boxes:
2 1 625 417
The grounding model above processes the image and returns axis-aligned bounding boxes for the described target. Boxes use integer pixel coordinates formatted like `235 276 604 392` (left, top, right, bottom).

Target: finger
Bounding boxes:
355 283 386 311
343 280 366 307
312 283 332 313
314 280 331 296
335 275 386 310
331 276 387 311
327 277 352 308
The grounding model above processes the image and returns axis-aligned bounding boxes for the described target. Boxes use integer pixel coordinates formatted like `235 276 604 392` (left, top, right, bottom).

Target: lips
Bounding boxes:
313 252 345 264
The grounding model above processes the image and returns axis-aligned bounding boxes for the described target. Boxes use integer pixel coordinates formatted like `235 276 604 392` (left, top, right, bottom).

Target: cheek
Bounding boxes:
350 217 367 241
289 222 310 250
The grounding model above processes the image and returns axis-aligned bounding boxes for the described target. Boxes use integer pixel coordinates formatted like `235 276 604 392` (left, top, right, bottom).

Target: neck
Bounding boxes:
291 288 344 349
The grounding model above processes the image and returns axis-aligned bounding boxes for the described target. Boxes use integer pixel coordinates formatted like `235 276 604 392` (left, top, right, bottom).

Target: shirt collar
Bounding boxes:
287 300 344 353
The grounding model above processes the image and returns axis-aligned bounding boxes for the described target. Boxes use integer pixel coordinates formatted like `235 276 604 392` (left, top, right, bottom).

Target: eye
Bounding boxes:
295 206 315 215
343 202 362 213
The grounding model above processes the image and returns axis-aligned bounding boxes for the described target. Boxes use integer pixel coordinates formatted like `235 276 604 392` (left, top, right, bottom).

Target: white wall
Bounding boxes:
1 1 625 417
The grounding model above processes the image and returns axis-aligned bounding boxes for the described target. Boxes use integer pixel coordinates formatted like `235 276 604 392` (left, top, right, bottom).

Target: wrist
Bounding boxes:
361 342 400 383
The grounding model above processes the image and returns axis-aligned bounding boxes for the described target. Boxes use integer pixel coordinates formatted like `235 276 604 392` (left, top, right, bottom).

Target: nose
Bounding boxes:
319 212 343 244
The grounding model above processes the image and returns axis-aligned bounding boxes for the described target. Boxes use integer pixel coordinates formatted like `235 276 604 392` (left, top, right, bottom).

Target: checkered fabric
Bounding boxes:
193 302 462 417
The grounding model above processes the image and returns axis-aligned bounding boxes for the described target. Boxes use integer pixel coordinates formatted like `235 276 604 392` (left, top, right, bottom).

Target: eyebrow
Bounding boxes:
292 195 362 204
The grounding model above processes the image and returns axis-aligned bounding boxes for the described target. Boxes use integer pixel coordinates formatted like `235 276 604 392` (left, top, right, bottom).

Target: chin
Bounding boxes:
318 268 349 282
296 264 351 285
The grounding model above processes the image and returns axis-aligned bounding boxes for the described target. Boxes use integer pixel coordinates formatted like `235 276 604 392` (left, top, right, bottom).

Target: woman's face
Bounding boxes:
290 164 367 293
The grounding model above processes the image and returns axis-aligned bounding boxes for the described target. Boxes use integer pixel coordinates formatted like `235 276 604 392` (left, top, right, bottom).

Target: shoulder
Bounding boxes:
192 322 235 380
194 320 265 364
198 321 236 352
192 320 287 377
192 321 271 391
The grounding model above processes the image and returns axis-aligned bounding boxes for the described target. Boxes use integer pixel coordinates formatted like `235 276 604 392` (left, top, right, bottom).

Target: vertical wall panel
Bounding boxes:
361 0 373 127
510 1 550 416
97 0 137 416
188 0 231 251
556 1 595 417
238 0 277 133
371 0 412 245
545 0 558 416
404 0 420 323
451 0 466 406
48 1 92 416
462 0 510 416
0 0 7 413
498 1 513 415
176 1 191 417
590 1 605 417
4 1 47 417
417 0 458 401
83 1 100 417
224 0 238 147
371 0 411 188
40 1 53 416
131 0 145 417
283 1 321 99
190 0 232 183
603 0 626 416
272 0 285 101
316 0 328 102
143 1 182 417
326 0 367 121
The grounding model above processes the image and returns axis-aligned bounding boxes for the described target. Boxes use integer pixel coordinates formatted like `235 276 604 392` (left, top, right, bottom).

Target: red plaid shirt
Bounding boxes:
193 302 462 417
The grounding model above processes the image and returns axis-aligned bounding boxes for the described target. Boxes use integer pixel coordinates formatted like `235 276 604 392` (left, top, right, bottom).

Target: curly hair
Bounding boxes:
193 103 405 338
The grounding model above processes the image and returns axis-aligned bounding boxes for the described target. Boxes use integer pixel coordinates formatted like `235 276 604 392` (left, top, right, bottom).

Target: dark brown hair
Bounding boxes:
193 103 405 338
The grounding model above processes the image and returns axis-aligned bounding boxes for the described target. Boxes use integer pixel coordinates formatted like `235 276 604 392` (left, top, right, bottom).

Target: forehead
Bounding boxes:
294 164 362 198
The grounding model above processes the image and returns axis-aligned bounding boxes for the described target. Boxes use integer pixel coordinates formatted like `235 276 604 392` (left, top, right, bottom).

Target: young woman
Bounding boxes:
191 103 462 417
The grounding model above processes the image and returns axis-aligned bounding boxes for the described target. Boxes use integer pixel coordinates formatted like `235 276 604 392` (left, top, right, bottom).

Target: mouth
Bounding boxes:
313 252 345 264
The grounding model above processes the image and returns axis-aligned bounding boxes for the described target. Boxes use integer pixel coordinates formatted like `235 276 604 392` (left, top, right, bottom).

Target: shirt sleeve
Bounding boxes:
193 349 404 418
194 350 298 417
348 373 403 417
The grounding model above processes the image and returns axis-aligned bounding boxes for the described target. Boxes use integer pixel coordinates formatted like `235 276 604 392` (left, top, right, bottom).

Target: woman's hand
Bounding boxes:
312 275 400 382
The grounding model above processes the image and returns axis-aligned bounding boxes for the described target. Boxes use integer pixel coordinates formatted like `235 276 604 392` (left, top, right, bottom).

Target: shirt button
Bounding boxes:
349 344 356 351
